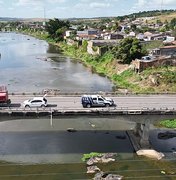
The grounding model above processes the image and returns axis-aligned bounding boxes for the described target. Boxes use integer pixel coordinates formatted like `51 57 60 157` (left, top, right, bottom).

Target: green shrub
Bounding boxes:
81 152 103 162
159 119 176 128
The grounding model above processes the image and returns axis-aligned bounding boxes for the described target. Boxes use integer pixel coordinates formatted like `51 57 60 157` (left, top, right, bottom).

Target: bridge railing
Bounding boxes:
8 91 176 96
0 106 175 113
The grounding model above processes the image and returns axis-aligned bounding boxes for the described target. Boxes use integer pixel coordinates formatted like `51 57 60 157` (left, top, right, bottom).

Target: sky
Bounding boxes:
0 0 176 19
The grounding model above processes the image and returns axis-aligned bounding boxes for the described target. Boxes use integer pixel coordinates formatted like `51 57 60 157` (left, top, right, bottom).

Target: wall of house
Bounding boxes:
87 41 101 55
87 40 119 55
160 48 176 56
132 57 176 72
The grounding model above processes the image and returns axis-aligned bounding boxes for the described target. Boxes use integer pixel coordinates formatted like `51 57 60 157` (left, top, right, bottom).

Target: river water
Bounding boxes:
0 116 175 179
0 32 113 93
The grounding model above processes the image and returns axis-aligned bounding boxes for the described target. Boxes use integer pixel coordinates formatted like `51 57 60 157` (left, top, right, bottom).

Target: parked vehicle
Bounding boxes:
0 86 11 105
81 95 115 108
22 97 47 108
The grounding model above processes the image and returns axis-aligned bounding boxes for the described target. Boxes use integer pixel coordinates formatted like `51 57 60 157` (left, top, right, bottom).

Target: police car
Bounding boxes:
81 95 115 108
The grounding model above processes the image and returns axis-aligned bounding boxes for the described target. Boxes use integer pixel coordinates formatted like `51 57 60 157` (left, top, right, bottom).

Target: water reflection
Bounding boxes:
0 117 135 164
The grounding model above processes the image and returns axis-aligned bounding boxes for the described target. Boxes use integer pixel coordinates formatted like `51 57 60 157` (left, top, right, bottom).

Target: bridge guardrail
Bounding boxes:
0 106 175 113
8 92 176 97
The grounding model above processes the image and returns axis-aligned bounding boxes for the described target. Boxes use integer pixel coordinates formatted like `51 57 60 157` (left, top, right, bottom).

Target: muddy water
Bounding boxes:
0 32 113 93
0 117 175 180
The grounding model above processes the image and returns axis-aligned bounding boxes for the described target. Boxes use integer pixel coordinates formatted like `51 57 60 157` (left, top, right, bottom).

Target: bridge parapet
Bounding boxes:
0 107 176 118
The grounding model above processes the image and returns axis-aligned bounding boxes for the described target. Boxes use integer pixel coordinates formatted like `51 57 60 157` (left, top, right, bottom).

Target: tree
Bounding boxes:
170 18 176 30
77 25 84 31
114 37 147 64
172 29 176 37
45 18 70 41
111 21 119 31
131 24 137 31
55 27 67 41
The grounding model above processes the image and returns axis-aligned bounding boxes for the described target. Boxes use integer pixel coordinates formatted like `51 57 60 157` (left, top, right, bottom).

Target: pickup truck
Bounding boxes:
81 95 115 108
0 86 11 105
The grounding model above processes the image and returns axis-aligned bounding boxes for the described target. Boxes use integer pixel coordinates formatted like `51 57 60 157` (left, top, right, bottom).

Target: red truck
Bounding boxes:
0 86 11 105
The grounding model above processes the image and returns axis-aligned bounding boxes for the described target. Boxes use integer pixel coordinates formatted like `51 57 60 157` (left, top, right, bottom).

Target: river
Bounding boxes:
0 116 175 180
0 32 175 179
0 32 113 93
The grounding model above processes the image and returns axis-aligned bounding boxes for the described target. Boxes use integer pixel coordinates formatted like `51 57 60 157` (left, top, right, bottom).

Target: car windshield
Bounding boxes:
100 96 106 100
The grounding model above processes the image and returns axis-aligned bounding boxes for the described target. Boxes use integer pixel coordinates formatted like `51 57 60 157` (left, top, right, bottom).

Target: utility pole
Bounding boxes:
43 7 46 27
161 0 163 12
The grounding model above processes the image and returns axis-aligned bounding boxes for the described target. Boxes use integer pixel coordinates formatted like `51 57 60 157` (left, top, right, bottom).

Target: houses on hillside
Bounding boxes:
131 55 176 73
151 45 176 56
66 27 175 56
63 16 176 71
131 45 176 72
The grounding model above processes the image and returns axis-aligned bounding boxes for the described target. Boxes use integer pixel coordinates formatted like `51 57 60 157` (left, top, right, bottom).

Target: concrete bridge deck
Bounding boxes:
0 106 176 121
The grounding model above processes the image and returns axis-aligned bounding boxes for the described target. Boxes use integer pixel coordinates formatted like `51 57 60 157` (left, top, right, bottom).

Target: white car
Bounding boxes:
22 97 47 108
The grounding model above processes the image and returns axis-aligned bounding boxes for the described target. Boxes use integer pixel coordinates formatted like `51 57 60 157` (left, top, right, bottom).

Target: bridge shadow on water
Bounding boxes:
0 116 175 160
0 130 134 155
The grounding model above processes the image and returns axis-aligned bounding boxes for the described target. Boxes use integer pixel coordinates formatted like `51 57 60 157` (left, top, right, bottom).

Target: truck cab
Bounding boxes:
0 86 11 105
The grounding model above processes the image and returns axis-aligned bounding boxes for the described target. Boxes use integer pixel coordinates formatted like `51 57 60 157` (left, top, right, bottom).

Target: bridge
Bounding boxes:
0 94 176 149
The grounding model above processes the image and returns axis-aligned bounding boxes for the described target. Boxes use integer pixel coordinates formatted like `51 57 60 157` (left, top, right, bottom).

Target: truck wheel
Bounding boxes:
86 104 91 108
105 104 110 107
7 99 11 105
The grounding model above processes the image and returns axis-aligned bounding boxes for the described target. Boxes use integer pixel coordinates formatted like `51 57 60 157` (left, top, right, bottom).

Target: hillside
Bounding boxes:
0 17 47 22
58 42 176 94
95 58 176 94
149 12 176 23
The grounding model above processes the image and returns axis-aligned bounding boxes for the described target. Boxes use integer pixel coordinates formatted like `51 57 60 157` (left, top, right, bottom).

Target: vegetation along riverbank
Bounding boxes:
3 10 176 94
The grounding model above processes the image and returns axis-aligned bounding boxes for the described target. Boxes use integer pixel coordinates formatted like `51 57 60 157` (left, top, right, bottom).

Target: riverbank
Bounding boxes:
16 30 176 94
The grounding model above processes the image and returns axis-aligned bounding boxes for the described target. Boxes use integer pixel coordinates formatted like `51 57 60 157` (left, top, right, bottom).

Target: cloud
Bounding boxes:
46 0 66 3
75 1 112 9
160 0 176 5
132 0 176 12
136 0 147 7
89 2 110 8
148 0 176 6
80 0 119 3
0 0 4 5
15 0 43 6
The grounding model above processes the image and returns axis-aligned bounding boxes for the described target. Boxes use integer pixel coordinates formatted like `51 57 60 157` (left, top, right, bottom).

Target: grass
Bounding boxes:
159 119 176 128
16 31 176 94
142 40 163 51
148 12 176 23
81 152 103 162
156 12 176 22
61 42 176 93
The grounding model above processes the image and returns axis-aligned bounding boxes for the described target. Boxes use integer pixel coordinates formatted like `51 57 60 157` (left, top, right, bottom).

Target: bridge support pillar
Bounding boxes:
139 120 151 148
134 123 141 136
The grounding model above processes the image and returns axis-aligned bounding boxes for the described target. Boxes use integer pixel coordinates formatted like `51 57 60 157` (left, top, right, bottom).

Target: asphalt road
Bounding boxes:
7 94 176 110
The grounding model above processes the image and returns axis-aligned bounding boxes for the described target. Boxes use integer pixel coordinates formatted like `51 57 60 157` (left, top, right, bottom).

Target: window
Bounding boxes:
31 100 42 103
98 98 103 101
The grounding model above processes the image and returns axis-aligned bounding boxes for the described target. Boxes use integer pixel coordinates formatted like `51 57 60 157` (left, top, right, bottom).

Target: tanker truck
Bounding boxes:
0 86 11 105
